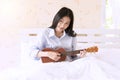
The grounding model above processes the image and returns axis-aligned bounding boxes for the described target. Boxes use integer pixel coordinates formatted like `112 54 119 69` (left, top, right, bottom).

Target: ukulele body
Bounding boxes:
41 48 66 63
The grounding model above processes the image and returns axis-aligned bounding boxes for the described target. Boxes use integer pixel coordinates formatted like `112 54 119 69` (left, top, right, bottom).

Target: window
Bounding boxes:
105 0 120 29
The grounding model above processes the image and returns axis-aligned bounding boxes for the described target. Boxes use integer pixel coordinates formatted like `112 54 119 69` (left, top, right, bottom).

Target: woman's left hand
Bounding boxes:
79 50 87 58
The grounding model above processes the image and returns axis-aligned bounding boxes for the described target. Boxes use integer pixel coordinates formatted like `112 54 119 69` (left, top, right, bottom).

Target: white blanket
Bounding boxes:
22 56 120 80
1 47 120 80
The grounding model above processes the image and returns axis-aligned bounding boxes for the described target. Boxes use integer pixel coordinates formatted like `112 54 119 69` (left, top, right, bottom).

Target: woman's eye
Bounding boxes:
66 23 68 25
59 20 63 23
65 23 69 25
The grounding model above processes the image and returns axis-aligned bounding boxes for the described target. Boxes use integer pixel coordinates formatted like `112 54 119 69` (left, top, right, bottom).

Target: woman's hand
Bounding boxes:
47 51 61 61
79 50 87 58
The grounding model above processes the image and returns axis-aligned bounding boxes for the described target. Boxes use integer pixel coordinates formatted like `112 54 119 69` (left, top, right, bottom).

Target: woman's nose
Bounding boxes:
61 23 65 28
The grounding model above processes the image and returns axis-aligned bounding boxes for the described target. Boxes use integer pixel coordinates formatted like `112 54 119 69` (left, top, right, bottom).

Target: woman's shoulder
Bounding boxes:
40 27 54 36
43 27 53 33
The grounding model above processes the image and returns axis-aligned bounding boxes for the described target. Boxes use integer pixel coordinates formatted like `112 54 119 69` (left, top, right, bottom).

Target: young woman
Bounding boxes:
27 7 120 80
30 7 86 62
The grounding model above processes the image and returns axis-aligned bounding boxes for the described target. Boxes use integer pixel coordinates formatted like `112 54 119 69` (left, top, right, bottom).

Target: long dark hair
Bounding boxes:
49 7 76 37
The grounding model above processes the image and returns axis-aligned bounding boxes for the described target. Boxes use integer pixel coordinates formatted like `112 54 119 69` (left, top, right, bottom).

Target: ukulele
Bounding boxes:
41 46 98 63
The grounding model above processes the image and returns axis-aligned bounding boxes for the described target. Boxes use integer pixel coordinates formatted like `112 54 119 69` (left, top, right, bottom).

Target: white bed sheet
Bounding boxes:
0 45 120 80
22 56 120 80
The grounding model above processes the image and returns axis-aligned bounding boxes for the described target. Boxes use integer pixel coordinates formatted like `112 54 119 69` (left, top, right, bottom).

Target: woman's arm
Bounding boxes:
29 32 46 60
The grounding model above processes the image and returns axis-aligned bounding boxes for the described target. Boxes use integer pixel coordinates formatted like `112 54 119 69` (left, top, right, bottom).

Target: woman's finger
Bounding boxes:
80 51 86 58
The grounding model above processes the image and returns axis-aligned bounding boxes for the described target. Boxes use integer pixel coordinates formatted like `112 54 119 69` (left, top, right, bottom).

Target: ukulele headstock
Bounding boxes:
85 46 98 53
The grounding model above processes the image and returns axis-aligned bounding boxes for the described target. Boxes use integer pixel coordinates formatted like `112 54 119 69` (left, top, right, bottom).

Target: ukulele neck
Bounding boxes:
61 49 84 56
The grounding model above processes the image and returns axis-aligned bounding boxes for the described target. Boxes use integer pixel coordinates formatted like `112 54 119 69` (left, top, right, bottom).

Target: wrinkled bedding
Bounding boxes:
24 56 120 80
0 47 120 80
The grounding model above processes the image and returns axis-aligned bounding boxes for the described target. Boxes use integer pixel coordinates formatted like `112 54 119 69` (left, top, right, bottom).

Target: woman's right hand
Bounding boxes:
47 51 61 61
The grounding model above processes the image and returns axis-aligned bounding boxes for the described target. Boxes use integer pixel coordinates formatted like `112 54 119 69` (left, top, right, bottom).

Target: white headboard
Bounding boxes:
75 29 120 49
21 28 120 49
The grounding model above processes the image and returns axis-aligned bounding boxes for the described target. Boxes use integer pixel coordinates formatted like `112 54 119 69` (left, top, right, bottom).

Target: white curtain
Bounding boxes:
109 0 120 29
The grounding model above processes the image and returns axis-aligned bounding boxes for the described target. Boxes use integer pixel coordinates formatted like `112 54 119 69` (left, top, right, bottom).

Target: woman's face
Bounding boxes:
55 16 71 33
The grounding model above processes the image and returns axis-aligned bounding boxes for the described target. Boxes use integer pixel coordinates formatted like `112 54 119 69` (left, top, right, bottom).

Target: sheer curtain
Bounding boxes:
109 0 120 29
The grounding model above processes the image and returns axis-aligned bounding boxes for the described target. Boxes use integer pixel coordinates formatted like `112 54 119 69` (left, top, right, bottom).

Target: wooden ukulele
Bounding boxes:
41 46 98 63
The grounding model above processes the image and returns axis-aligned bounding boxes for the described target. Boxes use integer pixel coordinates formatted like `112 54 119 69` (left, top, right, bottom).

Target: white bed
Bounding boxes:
0 28 120 80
